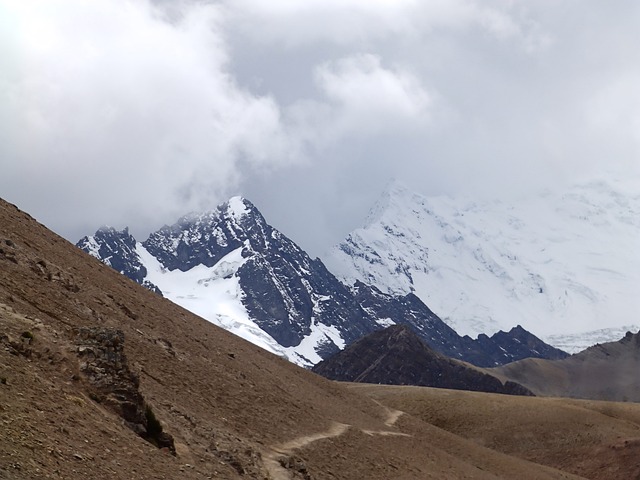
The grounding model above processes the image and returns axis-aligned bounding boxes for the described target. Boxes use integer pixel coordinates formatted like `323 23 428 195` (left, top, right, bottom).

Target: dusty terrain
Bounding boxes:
353 384 640 480
491 332 640 402
0 196 636 479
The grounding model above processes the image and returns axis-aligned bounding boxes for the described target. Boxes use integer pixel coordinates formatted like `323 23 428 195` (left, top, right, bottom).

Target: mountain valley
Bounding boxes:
3 195 623 480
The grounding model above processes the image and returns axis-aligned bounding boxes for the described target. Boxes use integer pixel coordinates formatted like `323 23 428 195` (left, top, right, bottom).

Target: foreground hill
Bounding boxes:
0 197 589 479
354 384 640 480
492 330 640 402
313 325 533 396
77 197 566 368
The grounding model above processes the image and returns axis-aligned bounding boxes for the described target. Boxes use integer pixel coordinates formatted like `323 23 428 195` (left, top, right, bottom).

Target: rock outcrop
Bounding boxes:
74 327 175 453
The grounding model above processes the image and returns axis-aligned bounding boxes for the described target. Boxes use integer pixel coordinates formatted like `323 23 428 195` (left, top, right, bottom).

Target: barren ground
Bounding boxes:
351 383 640 480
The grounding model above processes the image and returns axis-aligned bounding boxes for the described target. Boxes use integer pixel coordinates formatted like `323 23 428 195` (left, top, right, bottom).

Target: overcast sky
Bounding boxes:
1 0 639 256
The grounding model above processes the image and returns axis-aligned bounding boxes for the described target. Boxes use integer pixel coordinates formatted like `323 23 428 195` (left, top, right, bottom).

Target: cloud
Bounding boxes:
0 0 294 238
1 0 638 258
315 54 431 133
586 73 640 153
283 53 433 151
226 0 550 52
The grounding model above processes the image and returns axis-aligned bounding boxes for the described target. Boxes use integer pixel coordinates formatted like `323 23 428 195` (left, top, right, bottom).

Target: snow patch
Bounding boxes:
376 317 396 327
284 322 346 367
227 196 249 219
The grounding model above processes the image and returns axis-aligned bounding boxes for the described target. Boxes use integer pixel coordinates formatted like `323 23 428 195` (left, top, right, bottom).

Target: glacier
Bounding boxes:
324 178 640 352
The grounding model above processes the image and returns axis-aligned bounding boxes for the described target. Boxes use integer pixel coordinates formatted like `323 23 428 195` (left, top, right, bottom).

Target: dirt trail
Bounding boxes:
361 405 410 437
367 396 406 427
263 422 350 479
263 402 411 478
384 407 404 427
272 422 351 455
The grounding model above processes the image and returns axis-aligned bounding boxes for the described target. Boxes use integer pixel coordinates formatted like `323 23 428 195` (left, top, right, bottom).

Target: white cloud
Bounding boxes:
1 0 638 257
312 54 432 138
587 73 640 146
0 0 294 237
226 0 550 52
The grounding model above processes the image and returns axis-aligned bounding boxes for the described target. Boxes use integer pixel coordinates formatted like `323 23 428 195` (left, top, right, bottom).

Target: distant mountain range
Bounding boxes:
77 196 565 367
325 179 640 352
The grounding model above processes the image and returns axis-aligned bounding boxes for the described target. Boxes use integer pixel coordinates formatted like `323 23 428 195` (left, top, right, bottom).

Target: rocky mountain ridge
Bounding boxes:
77 196 566 367
493 329 640 402
313 325 534 396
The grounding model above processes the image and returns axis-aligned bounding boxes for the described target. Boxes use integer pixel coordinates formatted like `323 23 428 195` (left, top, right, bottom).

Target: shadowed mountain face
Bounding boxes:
313 325 533 396
77 197 567 368
493 330 640 401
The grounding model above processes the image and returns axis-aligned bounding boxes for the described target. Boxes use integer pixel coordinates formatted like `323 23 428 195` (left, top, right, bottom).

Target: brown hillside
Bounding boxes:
0 196 629 479
492 331 640 402
353 384 640 480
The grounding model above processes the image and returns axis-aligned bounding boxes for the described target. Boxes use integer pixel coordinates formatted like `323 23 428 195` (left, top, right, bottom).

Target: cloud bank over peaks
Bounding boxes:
0 0 296 238
2 0 638 257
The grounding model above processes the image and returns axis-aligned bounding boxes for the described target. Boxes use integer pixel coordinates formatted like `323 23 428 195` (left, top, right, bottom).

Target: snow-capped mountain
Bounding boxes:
325 179 640 353
79 197 373 366
77 196 566 367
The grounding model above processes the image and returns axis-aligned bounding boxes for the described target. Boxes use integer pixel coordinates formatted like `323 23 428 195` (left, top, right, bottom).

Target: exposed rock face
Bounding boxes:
142 198 378 352
74 327 175 453
77 227 161 295
77 197 567 367
313 325 534 396
351 282 568 367
471 325 568 366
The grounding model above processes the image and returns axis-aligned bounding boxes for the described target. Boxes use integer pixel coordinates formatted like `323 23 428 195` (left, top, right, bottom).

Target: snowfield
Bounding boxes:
138 242 319 366
325 178 640 352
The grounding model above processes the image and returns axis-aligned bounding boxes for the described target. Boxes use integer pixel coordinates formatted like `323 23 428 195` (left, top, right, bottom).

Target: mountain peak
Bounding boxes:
363 180 434 228
364 180 409 226
95 225 129 235
224 196 252 220
326 179 640 349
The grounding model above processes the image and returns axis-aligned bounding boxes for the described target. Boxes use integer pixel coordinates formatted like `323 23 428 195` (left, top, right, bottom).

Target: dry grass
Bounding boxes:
350 383 640 480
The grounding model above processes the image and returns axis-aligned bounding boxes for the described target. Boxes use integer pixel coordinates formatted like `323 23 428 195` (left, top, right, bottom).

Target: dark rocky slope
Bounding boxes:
313 325 533 396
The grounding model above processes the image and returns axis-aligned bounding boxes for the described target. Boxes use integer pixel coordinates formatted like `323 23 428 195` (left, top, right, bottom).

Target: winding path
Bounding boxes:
263 422 350 480
263 403 411 479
